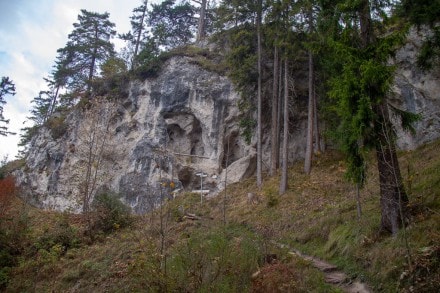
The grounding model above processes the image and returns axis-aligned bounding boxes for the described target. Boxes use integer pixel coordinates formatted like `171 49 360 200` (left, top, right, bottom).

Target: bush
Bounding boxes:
0 176 16 211
91 192 132 234
0 196 30 290
92 73 129 100
46 116 68 140
263 186 279 208
167 224 263 292
35 214 80 255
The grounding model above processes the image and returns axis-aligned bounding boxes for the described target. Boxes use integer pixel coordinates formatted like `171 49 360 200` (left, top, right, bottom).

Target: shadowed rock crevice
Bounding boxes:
222 131 243 168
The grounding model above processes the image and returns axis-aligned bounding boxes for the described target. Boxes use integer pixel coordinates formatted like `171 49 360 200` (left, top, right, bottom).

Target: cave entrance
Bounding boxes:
164 112 205 161
222 131 243 168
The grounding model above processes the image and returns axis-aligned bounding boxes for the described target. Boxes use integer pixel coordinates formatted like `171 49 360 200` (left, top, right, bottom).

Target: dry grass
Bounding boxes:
2 140 439 292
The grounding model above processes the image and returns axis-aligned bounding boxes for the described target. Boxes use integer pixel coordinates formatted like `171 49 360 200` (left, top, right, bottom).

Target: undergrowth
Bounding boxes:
1 139 439 292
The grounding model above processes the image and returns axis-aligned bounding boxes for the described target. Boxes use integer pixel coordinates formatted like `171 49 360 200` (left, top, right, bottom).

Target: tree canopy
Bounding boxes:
56 10 116 96
148 0 197 50
0 77 16 136
17 0 428 235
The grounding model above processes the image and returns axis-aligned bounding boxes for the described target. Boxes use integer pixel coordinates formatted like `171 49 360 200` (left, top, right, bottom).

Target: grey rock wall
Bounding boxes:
15 27 440 213
391 26 440 149
16 56 253 213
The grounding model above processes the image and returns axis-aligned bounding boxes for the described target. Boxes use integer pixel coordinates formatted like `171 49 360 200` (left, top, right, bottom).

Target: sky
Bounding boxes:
0 0 149 160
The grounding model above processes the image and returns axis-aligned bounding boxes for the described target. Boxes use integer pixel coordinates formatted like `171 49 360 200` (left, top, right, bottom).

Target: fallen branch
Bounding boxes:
183 212 201 221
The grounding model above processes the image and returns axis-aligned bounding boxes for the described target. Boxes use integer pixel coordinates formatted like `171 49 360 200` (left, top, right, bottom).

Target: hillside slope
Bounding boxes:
1 139 439 292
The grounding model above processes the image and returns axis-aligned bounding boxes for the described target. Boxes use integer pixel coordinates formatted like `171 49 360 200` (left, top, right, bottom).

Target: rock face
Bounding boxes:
15 27 440 213
391 26 440 149
16 56 255 213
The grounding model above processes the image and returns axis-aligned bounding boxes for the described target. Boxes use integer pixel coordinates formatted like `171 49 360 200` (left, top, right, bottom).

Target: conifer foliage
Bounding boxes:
56 10 116 95
0 77 16 136
323 0 412 234
15 0 426 235
119 0 150 69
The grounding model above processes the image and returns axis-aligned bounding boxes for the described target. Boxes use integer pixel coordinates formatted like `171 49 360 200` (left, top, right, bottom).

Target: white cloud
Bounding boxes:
0 0 145 160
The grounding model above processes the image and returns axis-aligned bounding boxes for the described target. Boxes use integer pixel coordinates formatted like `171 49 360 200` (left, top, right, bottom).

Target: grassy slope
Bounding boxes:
3 139 439 292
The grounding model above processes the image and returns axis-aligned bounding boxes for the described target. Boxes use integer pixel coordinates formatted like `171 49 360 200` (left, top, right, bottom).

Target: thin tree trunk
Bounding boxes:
197 0 207 42
49 85 60 117
87 26 99 96
304 50 314 174
279 59 289 195
270 46 280 176
277 55 283 167
256 0 263 189
223 138 229 226
305 6 315 174
313 89 321 152
132 0 148 70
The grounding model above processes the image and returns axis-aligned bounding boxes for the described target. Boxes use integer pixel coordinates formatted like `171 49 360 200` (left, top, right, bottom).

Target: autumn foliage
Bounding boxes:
0 175 17 213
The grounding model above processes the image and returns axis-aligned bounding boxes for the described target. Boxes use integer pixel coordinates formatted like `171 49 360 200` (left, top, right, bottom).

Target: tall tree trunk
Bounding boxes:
279 59 289 195
374 101 408 234
277 54 283 167
87 51 96 95
132 0 148 70
313 89 321 152
87 26 99 96
197 0 207 42
359 0 408 234
49 85 60 116
304 50 314 174
256 0 263 189
270 46 280 176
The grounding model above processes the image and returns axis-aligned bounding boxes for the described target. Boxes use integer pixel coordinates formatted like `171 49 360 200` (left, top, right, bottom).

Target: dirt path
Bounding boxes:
276 242 372 293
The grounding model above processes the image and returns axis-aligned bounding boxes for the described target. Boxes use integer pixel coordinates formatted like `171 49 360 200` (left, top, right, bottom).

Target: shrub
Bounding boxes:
263 186 279 208
251 259 340 293
92 73 129 100
133 54 168 79
91 192 132 234
0 195 30 290
0 176 16 211
167 224 263 292
46 116 68 140
35 214 80 255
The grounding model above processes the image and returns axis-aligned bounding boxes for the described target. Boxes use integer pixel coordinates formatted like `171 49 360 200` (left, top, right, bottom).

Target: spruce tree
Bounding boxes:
0 77 16 136
324 0 414 234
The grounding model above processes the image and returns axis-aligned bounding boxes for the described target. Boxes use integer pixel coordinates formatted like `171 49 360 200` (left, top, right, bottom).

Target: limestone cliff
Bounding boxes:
16 56 255 213
15 27 440 213
392 26 440 149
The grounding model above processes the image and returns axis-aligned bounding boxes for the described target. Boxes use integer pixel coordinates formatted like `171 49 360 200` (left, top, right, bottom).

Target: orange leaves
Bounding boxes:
0 175 17 211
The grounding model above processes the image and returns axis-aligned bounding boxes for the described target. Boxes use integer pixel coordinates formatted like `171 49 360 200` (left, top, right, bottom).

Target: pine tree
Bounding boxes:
56 10 116 95
120 0 149 69
148 0 196 50
28 91 53 126
0 77 16 136
196 0 208 41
